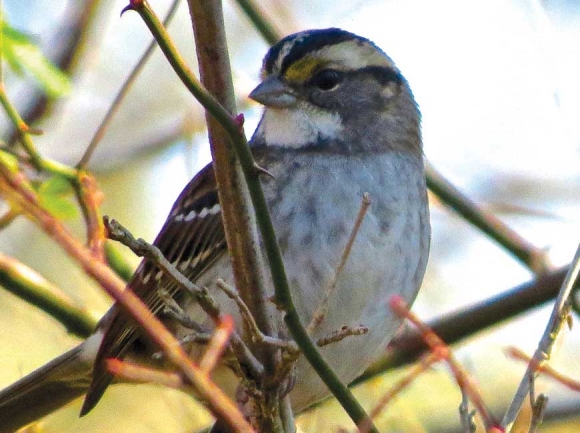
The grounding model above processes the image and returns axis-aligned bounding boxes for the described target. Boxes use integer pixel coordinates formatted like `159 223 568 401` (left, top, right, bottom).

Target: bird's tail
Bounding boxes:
0 343 92 433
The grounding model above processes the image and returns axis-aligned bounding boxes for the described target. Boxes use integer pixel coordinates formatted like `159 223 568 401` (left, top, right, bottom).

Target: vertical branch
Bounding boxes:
501 243 580 431
185 0 282 430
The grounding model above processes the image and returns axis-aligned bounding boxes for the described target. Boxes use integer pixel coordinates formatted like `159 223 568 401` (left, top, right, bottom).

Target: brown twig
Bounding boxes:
77 0 181 168
356 266 572 384
308 193 371 333
357 351 439 433
106 359 184 389
74 170 106 262
317 325 368 347
216 278 298 353
506 346 580 392
389 295 497 430
0 161 254 433
105 217 264 380
199 315 234 374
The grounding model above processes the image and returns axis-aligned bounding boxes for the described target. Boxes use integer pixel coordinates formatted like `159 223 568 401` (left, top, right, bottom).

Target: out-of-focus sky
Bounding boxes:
1 0 580 431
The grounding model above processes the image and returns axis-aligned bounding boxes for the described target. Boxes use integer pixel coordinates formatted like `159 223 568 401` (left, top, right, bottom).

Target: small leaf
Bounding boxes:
38 176 78 220
39 195 79 220
1 21 72 98
38 175 74 196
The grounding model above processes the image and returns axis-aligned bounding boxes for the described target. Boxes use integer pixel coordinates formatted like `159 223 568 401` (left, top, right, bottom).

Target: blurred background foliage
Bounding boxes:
0 0 579 432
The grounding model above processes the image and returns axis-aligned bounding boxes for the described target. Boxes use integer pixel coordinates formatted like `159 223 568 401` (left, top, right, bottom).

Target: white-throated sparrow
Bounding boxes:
0 28 430 431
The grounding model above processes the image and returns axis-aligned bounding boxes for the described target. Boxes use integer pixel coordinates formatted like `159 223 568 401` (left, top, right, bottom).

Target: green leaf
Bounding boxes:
1 21 72 98
38 175 74 196
38 176 78 220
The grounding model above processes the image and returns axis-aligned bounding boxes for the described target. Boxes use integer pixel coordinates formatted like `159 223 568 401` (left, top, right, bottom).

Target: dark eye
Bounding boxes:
312 69 343 91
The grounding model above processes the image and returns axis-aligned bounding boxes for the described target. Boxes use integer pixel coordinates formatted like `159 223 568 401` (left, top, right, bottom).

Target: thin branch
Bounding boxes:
426 162 549 275
216 279 299 353
357 352 439 433
78 0 182 168
507 346 580 392
233 0 282 45
0 160 254 433
73 170 107 262
308 193 371 333
129 2 379 431
105 217 264 380
107 359 185 389
390 295 496 429
355 266 571 385
199 315 234 373
0 252 97 337
316 325 368 347
502 243 580 431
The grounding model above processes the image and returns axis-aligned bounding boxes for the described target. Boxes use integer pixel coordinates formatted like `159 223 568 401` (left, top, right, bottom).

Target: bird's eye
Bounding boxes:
312 69 343 91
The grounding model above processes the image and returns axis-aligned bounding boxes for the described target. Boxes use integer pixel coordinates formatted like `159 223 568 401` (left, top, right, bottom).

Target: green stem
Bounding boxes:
425 162 549 275
234 0 281 45
130 3 378 432
0 252 97 338
0 85 77 180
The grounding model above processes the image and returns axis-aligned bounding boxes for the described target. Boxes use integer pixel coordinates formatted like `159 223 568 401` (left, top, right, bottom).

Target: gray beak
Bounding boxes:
249 76 298 108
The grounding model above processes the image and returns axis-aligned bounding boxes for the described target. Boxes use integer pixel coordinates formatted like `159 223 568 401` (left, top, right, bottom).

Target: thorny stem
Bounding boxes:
130 2 379 431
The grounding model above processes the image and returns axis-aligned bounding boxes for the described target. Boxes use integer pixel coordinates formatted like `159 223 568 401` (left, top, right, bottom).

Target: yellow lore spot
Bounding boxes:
284 57 326 83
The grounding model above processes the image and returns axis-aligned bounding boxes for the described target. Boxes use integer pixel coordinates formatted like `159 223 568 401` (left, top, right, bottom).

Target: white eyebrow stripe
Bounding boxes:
309 40 394 71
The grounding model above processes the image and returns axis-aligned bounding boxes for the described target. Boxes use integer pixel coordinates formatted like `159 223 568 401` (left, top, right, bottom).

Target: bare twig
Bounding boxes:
501 243 580 431
78 0 181 168
357 352 439 433
459 388 477 433
0 159 254 433
507 346 580 392
390 295 496 430
73 170 107 262
0 252 97 337
316 325 368 347
105 217 264 380
216 279 299 353
308 193 371 333
199 315 234 373
107 359 185 389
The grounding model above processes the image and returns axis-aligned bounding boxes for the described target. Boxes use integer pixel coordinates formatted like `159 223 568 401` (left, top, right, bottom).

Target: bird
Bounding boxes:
0 28 430 432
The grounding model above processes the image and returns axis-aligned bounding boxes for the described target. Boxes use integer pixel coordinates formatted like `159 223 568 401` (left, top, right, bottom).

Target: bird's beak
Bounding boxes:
249 76 298 108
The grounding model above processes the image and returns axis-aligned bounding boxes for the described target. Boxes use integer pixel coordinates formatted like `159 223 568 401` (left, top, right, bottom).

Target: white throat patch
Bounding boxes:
258 107 343 148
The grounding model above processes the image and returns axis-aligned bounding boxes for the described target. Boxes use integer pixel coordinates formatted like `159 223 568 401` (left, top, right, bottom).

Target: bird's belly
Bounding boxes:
182 152 430 412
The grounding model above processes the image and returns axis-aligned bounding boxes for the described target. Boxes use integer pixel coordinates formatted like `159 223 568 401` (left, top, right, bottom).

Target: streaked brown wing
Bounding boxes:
81 163 227 415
